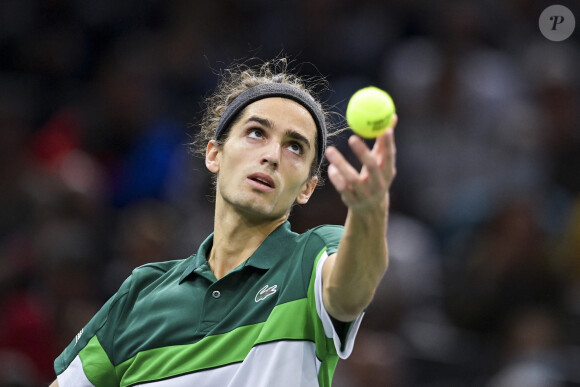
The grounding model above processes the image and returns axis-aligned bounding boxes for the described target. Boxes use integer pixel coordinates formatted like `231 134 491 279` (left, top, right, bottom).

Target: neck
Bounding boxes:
209 197 287 279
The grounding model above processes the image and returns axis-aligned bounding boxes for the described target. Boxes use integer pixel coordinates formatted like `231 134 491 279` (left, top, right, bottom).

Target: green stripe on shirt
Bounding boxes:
114 297 316 385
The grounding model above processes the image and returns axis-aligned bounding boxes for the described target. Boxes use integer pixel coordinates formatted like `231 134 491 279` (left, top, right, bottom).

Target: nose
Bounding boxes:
261 142 281 168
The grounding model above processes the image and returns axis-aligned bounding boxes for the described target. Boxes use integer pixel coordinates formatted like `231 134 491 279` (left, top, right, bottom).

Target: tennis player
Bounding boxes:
50 58 397 386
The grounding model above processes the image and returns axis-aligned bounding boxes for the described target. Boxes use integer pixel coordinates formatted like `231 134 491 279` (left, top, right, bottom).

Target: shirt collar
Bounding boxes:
179 221 295 283
178 233 214 283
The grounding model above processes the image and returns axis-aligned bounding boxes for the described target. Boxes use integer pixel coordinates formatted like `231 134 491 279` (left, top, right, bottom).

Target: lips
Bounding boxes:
247 172 276 189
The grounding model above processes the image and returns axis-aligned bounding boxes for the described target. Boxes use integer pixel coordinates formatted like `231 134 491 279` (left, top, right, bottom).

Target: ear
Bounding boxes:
205 140 220 174
296 176 318 205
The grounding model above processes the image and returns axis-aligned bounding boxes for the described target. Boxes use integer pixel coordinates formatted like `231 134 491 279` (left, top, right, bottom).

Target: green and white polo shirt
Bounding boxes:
54 221 364 386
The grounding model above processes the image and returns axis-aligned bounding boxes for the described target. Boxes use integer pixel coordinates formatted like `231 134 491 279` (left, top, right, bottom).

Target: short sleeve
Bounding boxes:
54 275 133 386
310 225 343 256
305 225 364 359
314 251 364 359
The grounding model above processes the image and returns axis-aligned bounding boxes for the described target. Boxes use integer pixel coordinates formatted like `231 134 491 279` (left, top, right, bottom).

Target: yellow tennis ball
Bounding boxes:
346 86 395 138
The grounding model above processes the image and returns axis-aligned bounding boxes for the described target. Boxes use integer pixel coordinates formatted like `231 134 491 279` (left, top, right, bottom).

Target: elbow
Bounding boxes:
325 287 375 322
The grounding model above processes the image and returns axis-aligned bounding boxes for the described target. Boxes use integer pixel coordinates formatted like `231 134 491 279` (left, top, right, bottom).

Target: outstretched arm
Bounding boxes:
322 116 397 322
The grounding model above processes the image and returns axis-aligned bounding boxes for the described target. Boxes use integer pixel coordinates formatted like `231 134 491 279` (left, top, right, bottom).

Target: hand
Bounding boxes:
325 115 397 213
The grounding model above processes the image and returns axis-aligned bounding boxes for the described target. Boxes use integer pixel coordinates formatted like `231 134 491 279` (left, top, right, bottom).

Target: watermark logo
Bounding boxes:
539 5 575 41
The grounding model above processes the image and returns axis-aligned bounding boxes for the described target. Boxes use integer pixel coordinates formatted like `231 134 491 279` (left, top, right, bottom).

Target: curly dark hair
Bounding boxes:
189 57 344 181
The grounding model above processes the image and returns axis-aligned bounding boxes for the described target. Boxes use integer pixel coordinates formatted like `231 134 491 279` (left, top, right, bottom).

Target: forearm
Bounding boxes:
324 196 390 321
323 117 397 322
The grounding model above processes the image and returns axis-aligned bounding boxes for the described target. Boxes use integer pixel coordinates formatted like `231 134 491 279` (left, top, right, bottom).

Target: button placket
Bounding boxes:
199 288 223 333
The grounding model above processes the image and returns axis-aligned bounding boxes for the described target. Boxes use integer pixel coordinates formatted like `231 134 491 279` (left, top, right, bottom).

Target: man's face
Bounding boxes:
206 97 319 222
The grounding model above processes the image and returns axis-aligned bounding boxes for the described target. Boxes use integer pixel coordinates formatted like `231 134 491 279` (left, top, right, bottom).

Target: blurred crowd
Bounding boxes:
0 0 579 385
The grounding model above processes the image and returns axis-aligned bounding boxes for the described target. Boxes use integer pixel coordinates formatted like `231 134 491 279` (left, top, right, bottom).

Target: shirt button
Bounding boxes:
211 290 221 299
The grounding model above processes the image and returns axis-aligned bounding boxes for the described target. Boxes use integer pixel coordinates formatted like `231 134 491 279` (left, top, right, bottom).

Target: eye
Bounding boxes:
247 128 264 139
288 142 303 155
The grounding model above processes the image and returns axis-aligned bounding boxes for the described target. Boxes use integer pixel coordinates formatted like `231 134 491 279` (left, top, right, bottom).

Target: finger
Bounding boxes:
375 114 398 157
324 146 361 188
382 130 397 182
375 115 398 173
348 135 384 189
327 163 347 192
327 164 358 205
390 114 398 130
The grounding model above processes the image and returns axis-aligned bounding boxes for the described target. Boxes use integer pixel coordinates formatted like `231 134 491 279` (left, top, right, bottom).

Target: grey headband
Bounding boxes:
214 83 327 171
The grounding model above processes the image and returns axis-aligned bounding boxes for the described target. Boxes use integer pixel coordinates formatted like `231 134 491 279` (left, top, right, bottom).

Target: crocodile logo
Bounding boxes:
255 284 277 302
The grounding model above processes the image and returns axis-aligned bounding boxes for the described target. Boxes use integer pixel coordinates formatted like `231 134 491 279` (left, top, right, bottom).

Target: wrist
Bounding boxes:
347 201 389 233
349 193 390 217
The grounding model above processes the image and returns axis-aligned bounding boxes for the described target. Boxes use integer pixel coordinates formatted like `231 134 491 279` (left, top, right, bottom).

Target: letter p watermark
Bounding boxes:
539 5 575 41
550 15 565 30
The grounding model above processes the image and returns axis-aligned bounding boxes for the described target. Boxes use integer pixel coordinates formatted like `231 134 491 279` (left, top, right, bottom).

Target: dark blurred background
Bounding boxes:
0 0 579 385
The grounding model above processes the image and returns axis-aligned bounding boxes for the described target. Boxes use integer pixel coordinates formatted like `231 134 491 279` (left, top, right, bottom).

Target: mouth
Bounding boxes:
247 173 276 191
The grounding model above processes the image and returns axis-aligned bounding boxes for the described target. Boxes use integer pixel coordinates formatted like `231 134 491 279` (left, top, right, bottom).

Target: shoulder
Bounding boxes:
131 258 185 279
304 224 344 247
294 224 344 258
100 258 190 326
119 258 190 300
310 224 344 241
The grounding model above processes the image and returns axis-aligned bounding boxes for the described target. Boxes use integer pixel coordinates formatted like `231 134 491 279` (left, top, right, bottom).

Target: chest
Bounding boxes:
114 264 303 359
